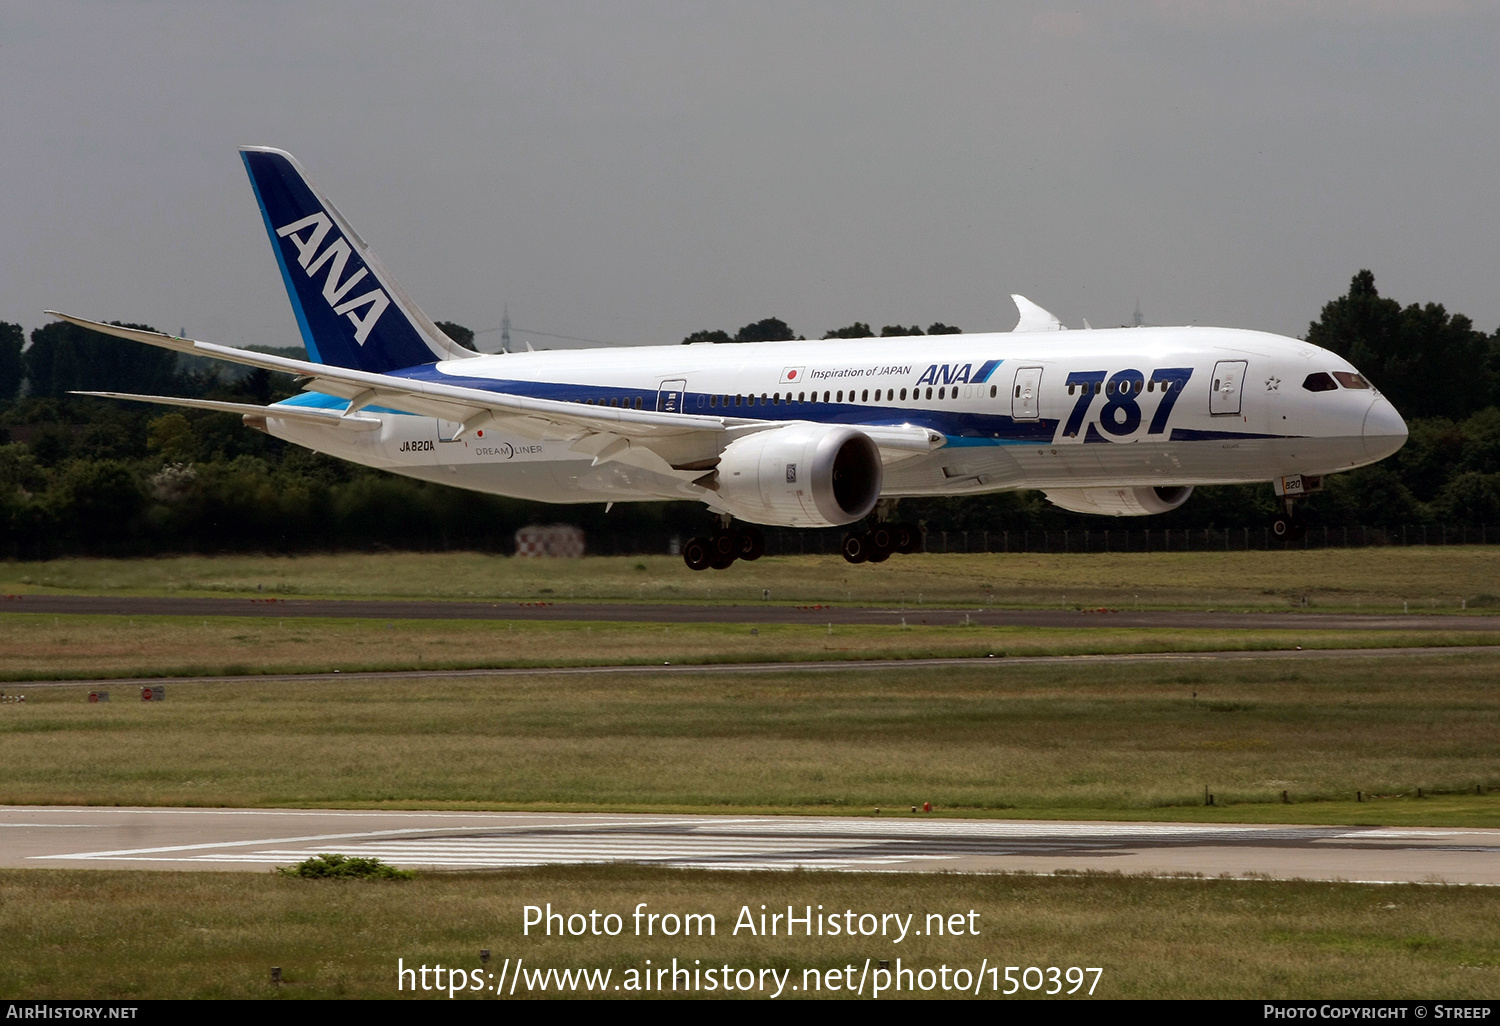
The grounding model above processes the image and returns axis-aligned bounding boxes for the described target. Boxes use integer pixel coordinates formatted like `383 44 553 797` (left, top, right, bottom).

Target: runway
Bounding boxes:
4 592 1499 631
14 645 1500 691
4 806 1498 884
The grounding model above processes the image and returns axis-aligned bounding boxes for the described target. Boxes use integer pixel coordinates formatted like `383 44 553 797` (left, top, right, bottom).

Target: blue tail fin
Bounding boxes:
240 147 472 372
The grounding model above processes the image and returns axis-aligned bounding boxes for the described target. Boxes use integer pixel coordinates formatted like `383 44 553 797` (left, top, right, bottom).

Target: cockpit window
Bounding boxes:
1332 371 1371 389
1302 372 1338 393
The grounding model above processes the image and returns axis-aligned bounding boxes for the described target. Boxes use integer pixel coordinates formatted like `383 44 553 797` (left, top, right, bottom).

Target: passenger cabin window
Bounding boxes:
1302 373 1338 393
1332 371 1371 389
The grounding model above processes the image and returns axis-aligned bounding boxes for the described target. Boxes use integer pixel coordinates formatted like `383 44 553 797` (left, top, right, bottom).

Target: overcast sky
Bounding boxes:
4 1 1498 353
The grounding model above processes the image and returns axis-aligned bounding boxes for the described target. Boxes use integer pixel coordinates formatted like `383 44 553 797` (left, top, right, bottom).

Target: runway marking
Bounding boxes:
12 807 1500 882
19 644 1500 690
41 827 466 861
31 817 1500 875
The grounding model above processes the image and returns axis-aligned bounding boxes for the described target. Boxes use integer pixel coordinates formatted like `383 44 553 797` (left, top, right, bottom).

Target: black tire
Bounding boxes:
1270 515 1293 541
893 522 920 554
683 537 711 571
709 549 736 570
737 527 766 561
709 531 738 562
866 537 892 563
868 524 894 555
840 532 868 564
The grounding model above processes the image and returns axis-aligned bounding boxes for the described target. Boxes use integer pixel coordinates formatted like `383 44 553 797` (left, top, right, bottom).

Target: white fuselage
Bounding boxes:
263 326 1407 511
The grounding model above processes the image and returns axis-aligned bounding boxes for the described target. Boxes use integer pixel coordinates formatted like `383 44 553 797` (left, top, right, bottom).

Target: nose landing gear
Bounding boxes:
1270 497 1308 543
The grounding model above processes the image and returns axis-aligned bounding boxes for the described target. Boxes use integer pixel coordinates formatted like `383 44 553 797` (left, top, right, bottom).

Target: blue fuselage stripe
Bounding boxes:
275 369 1299 448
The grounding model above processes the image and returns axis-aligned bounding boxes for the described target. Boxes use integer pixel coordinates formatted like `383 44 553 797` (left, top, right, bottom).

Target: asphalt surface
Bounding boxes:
10 645 1497 692
4 592 1499 630
4 806 1497 883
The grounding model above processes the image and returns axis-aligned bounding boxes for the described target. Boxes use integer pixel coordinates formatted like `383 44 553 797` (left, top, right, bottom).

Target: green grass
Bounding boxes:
6 550 1500 1000
3 548 1500 612
5 652 1500 823
3 610 1497 681
3 867 1498 999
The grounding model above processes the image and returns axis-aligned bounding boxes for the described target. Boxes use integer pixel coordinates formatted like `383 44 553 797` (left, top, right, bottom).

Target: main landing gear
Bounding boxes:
682 524 766 571
840 521 921 564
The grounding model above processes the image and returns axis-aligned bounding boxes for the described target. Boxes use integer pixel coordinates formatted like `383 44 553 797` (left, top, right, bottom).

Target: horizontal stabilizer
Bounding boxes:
70 391 381 427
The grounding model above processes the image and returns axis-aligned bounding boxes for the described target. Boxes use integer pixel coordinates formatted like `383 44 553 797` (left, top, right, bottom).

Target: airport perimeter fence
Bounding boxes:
578 523 1499 557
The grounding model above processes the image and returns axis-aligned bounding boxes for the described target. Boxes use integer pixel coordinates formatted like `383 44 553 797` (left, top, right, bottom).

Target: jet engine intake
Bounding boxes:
1042 485 1194 516
711 423 882 527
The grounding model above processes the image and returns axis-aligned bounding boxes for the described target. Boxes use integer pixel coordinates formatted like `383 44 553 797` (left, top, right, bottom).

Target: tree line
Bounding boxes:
1 272 1498 558
680 317 962 344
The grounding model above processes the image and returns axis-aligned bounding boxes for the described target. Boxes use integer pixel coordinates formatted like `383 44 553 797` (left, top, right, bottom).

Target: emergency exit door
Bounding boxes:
657 379 688 413
1210 361 1246 416
1012 366 1042 420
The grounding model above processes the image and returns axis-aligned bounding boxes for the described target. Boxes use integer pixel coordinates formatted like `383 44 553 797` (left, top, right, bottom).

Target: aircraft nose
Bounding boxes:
1362 397 1408 461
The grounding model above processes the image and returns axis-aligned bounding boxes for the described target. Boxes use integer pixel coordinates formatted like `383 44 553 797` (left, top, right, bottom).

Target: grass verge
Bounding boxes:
4 652 1500 824
3 866 1497 999
4 548 1500 612
2 612 1497 682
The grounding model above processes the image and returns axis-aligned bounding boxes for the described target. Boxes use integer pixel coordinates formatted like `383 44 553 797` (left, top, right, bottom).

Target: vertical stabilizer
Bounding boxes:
240 147 474 371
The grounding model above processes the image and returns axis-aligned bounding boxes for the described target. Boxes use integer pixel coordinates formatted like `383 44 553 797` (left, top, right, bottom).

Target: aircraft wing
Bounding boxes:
50 313 944 469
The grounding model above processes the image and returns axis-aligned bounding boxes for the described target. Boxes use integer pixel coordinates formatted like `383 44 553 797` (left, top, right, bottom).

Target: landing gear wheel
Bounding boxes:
683 537 711 571
893 522 920 555
1270 514 1294 541
708 531 738 562
704 531 738 569
840 532 869 564
868 524 895 554
737 526 766 561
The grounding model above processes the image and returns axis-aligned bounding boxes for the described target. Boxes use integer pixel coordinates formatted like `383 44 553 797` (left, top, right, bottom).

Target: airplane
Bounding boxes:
51 147 1409 570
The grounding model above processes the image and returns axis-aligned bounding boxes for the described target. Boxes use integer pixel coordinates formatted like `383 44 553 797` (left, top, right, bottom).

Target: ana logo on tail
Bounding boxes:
275 212 390 345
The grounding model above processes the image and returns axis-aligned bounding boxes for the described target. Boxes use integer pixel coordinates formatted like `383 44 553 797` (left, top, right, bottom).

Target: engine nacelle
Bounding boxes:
1042 485 1194 517
711 423 882 527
